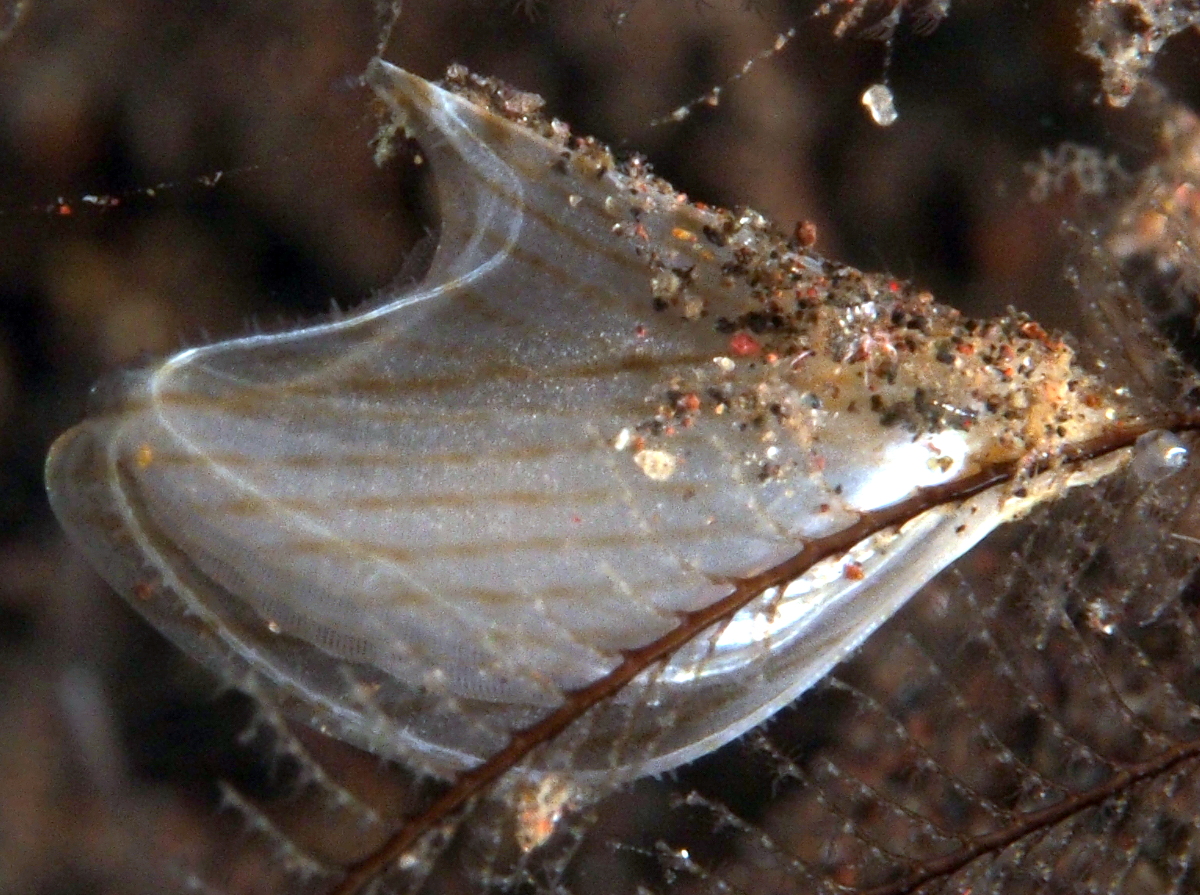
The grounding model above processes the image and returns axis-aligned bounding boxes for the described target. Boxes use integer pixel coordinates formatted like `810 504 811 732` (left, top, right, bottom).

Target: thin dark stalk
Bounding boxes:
330 414 1200 895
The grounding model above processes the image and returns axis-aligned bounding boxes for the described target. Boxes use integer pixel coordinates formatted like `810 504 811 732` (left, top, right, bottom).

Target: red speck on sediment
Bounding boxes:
729 332 760 356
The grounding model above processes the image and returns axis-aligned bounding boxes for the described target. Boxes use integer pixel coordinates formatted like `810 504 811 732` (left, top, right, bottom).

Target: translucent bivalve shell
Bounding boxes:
45 60 1128 781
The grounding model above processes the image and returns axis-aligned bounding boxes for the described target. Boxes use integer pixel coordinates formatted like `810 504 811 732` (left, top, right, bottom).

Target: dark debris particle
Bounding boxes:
703 225 728 247
758 462 782 482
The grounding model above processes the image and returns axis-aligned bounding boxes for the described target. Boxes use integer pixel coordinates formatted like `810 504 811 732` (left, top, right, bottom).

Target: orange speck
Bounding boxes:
57 204 72 216
794 220 818 247
679 392 701 412
135 443 154 469
634 324 648 338
843 562 865 581
956 343 975 356
672 227 697 242
1019 321 1047 340
888 280 900 293
133 581 155 601
729 332 760 356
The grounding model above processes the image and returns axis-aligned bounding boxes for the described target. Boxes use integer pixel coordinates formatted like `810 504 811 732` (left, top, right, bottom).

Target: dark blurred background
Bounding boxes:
2 1 1198 892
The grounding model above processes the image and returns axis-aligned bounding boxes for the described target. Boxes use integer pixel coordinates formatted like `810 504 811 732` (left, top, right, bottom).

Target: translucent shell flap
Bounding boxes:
45 60 1122 779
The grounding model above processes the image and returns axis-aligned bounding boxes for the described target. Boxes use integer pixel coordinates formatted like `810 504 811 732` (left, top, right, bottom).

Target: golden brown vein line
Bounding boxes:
126 438 613 471
282 524 737 563
210 481 700 514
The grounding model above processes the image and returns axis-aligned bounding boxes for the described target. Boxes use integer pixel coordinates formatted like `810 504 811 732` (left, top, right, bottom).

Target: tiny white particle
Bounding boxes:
612 427 632 451
634 449 678 481
713 356 735 373
862 84 898 126
651 269 683 299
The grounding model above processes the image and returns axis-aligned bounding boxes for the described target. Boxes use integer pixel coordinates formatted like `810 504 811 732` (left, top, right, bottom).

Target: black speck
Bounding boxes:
758 462 782 482
744 311 771 333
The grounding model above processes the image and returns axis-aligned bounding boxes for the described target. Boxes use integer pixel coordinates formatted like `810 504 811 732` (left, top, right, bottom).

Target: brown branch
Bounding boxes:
329 415 1200 895
859 738 1200 895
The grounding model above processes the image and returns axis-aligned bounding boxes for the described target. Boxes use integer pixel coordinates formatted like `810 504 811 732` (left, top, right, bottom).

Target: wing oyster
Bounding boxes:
45 59 1130 781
